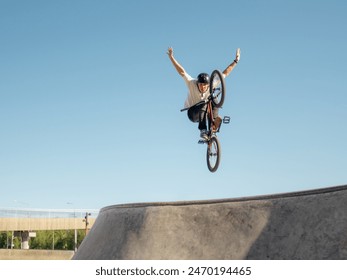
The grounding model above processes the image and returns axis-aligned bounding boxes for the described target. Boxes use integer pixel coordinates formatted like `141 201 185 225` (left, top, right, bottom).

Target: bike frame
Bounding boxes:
180 69 229 172
206 100 217 134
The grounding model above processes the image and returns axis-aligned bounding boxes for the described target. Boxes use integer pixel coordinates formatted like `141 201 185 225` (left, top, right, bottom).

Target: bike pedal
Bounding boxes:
198 139 207 144
223 116 231 124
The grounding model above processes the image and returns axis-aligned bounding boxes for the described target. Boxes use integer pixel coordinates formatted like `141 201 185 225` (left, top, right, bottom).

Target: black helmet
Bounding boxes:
197 73 210 84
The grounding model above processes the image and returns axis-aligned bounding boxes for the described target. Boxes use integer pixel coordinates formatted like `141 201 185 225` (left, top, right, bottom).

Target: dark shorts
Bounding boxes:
187 103 206 123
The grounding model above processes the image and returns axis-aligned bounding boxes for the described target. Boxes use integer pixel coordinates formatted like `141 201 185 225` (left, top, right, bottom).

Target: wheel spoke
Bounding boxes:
210 70 225 108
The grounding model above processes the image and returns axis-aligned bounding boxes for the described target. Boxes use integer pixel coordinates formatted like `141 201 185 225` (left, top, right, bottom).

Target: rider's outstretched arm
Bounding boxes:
167 47 186 77
222 48 241 77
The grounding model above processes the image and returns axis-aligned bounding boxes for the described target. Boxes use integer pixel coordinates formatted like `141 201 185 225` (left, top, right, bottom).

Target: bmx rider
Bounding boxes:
167 47 241 140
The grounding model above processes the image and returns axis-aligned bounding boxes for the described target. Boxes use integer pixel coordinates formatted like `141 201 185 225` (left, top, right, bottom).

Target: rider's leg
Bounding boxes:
187 104 208 139
212 106 222 131
198 109 207 130
198 105 208 139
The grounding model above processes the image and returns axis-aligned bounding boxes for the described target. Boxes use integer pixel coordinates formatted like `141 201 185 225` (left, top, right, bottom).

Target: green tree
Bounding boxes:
0 232 21 249
1 230 87 250
0 232 8 248
30 230 52 249
29 230 86 250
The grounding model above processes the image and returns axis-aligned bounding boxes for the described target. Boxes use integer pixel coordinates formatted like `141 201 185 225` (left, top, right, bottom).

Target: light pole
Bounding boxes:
83 212 91 236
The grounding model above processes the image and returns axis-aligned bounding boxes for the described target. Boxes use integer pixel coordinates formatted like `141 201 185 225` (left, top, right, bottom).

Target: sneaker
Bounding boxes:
200 129 208 140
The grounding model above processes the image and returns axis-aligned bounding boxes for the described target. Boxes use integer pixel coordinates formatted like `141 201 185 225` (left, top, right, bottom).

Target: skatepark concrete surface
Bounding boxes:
0 249 74 260
73 185 347 260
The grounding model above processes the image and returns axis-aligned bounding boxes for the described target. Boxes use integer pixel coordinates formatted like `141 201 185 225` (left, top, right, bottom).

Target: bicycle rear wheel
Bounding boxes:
210 69 225 108
206 136 221 172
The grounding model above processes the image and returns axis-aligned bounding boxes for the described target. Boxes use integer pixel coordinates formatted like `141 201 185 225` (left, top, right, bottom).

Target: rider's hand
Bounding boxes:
167 47 173 57
235 48 241 63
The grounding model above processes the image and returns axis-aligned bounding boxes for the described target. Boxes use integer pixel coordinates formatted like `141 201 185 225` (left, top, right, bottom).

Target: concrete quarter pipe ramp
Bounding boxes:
73 185 347 260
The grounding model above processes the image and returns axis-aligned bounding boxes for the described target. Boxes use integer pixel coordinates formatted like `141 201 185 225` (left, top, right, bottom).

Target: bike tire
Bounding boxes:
210 69 226 108
206 136 221 172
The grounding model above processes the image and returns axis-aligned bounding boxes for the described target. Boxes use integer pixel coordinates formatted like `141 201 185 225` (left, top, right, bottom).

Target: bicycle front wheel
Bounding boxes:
206 136 221 172
210 69 225 108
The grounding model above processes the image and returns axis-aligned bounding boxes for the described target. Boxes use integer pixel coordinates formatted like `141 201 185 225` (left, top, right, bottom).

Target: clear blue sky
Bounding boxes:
1 0 346 209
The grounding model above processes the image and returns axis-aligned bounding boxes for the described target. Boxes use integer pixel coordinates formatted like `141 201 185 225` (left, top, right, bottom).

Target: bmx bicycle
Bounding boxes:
181 70 230 172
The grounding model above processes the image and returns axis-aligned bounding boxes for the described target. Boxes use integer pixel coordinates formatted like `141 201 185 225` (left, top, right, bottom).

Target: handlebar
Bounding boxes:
180 100 208 112
180 82 222 112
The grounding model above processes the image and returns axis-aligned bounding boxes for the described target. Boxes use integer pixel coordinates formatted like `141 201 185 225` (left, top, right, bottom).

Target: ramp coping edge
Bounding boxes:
100 184 347 213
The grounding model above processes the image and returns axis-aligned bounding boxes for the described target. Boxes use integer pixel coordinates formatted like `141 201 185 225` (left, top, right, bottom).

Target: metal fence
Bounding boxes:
0 208 99 219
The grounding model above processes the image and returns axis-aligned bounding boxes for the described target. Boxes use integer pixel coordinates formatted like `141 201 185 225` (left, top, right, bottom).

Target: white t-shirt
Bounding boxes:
182 72 210 109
